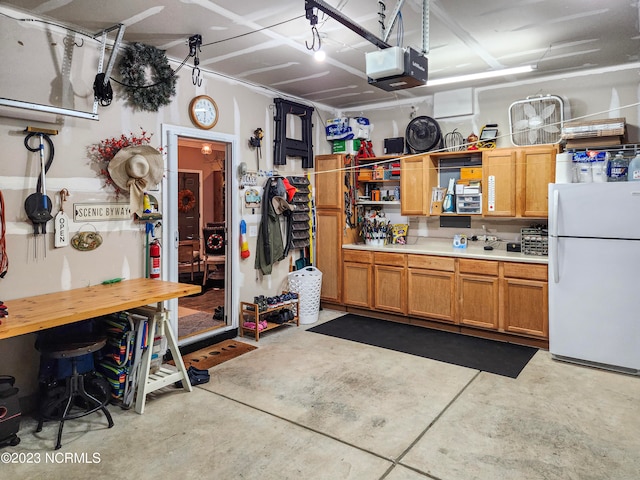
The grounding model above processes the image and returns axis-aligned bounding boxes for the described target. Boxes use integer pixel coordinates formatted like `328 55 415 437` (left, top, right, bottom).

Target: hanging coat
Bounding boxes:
255 177 289 275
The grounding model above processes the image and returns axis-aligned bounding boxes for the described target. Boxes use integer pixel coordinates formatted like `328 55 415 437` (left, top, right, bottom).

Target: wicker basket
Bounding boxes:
288 267 323 324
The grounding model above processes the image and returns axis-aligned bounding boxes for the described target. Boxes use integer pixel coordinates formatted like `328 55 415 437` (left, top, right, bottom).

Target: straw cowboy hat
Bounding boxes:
108 145 163 215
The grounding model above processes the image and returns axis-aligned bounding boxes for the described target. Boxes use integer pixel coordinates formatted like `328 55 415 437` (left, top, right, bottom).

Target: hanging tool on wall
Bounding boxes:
23 127 57 259
54 189 70 248
344 154 354 228
249 128 264 169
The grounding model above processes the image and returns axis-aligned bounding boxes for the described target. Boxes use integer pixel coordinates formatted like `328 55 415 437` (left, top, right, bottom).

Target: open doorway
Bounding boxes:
175 137 227 340
162 124 238 348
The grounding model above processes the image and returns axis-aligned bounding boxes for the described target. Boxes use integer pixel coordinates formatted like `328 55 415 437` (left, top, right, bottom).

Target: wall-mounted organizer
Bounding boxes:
287 176 311 249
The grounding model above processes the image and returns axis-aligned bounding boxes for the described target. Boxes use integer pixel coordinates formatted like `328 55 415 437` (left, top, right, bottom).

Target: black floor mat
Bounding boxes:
308 314 537 378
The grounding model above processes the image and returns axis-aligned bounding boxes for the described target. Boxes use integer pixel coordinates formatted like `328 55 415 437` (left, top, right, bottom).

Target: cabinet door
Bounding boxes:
407 268 456 322
400 154 431 215
316 210 342 303
373 265 406 314
502 278 548 338
517 146 557 217
315 154 344 209
458 274 499 329
482 149 516 216
343 262 372 308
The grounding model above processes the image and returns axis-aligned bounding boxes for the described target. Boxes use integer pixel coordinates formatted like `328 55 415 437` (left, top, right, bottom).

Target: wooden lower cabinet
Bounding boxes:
340 249 548 342
342 250 373 308
372 252 406 314
502 263 548 338
406 254 456 322
458 259 499 330
343 262 371 308
373 265 406 314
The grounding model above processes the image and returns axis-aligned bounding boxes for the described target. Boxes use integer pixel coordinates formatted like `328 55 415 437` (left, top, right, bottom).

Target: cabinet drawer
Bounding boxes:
407 254 455 272
458 258 499 276
343 249 373 264
374 252 406 267
503 262 547 281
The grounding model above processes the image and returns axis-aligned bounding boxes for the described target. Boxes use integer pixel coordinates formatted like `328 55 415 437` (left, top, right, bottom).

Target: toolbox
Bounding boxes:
0 375 21 447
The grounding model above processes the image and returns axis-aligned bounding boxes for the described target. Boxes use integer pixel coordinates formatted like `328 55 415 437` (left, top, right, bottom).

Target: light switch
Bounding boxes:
249 225 258 237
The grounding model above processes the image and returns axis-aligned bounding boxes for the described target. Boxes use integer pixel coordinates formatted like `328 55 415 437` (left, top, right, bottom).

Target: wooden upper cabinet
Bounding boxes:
400 154 432 216
517 146 557 217
482 145 557 218
482 149 517 216
315 154 344 210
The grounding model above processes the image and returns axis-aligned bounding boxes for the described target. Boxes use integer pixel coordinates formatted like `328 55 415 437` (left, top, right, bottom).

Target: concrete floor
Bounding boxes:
5 309 640 480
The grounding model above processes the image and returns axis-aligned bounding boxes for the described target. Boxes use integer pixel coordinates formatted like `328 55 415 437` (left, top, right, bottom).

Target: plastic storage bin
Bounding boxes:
288 266 323 324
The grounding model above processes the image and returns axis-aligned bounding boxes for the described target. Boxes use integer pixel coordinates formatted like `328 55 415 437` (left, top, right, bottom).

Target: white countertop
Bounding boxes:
343 237 548 264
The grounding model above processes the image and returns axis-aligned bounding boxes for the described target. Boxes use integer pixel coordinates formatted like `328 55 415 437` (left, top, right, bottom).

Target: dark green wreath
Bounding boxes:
118 43 177 112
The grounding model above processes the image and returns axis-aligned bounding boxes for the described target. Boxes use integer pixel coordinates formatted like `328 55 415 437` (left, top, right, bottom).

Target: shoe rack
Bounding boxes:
239 296 299 341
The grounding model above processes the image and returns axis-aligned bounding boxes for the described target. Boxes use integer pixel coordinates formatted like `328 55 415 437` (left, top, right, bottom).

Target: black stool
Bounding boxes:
36 336 114 450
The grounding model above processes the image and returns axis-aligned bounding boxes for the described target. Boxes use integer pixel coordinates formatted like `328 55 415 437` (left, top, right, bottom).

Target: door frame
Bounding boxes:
162 124 239 345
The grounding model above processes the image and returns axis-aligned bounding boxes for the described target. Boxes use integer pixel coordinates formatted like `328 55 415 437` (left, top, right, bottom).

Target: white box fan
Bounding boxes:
509 95 564 146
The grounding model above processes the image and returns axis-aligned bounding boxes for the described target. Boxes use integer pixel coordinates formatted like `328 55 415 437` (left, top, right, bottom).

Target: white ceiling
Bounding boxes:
2 0 639 110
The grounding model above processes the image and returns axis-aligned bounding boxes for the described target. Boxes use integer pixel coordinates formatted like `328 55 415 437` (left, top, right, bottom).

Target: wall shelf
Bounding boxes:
356 201 400 206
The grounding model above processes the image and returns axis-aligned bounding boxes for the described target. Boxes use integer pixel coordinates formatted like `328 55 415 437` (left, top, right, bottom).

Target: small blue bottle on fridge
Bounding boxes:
607 152 628 182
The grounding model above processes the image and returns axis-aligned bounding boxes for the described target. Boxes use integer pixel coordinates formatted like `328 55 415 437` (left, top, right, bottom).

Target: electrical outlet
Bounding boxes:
249 225 258 237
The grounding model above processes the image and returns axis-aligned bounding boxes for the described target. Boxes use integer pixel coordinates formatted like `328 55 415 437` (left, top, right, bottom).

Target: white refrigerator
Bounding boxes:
548 182 640 375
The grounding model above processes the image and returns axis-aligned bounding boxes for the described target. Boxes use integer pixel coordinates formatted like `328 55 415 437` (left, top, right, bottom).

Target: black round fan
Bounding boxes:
405 116 442 153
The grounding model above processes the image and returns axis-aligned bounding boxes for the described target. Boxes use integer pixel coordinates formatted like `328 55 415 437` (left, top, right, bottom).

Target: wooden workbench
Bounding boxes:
1 278 201 414
0 278 200 340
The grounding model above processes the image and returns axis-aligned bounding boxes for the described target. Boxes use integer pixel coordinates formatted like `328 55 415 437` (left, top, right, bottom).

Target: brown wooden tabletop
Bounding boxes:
0 278 201 340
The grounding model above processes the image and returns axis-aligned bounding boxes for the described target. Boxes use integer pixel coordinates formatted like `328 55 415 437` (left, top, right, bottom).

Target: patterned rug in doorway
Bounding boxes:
178 311 225 338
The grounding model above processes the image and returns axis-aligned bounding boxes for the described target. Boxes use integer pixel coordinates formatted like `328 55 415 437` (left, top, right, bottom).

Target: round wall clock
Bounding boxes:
189 95 218 129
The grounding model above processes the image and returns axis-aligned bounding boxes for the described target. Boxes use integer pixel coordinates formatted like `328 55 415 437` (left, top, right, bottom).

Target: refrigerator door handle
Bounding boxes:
551 235 559 283
551 189 560 283
551 189 559 236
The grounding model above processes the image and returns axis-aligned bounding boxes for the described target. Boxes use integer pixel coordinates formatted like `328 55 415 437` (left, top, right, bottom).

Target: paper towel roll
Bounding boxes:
555 152 574 183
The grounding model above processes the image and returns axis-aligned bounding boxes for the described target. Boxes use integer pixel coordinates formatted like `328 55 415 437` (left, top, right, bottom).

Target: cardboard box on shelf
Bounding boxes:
562 118 626 139
565 136 626 149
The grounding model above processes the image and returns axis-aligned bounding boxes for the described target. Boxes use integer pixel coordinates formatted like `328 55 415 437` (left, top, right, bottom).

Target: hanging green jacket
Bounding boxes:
255 178 286 275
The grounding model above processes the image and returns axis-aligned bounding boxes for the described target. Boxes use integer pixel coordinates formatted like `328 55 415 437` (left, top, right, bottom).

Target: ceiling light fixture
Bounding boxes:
314 49 326 62
426 65 536 87
201 143 212 155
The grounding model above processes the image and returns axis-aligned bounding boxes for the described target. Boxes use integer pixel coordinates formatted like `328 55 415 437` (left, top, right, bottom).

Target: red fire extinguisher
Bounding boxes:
149 239 161 279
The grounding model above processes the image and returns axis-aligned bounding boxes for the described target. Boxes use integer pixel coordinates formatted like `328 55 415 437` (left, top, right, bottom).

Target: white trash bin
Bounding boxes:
288 266 323 324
